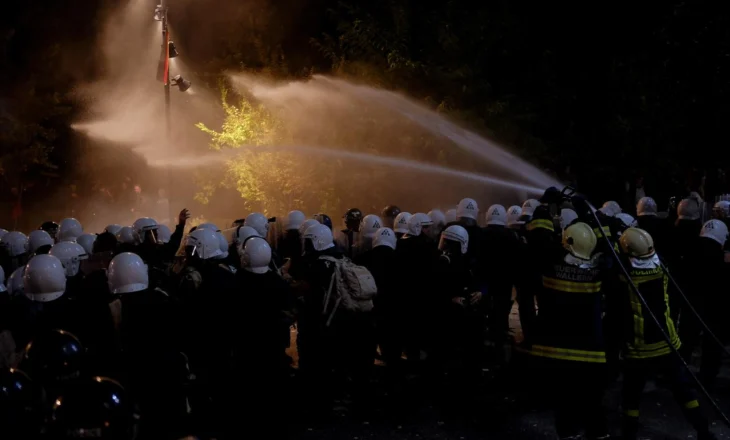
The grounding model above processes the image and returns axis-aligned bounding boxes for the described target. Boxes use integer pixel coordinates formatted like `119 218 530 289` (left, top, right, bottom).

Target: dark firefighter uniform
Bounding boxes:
518 220 609 439
616 228 714 440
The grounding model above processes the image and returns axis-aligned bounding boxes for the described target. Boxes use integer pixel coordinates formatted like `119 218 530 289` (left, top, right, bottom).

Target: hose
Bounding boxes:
581 198 730 428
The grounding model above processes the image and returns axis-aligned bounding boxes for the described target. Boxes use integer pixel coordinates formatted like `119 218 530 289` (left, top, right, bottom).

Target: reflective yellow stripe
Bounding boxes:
527 219 554 232
624 409 640 417
542 276 602 293
625 337 681 359
526 344 607 363
684 400 699 410
593 226 611 238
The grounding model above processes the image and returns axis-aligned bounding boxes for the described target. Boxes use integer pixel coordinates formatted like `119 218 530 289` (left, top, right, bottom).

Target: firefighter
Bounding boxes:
518 222 609 439
617 228 716 440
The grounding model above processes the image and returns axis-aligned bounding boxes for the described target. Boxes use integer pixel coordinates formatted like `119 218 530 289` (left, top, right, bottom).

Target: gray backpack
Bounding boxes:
319 256 378 326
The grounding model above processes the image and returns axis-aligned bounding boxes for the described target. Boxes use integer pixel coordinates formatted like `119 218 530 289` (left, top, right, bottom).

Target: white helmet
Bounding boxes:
132 217 159 241
360 215 383 238
245 213 269 238
637 197 658 217
507 205 523 227
1 231 28 257
560 208 579 229
373 228 397 250
439 225 469 254
234 226 261 248
444 209 457 224
116 226 139 245
393 212 412 234
713 201 730 218
428 210 446 228
76 233 97 255
105 224 123 236
298 219 319 237
23 254 66 302
7 266 25 297
678 198 700 220
701 219 729 247
215 232 229 259
406 213 433 237
0 229 8 241
185 228 224 260
285 210 306 231
456 198 478 220
521 199 540 217
197 222 220 232
58 218 83 242
303 223 334 252
486 204 507 226
49 242 89 277
27 230 54 254
615 213 638 229
599 201 622 217
156 224 172 244
241 237 272 274
107 252 149 294
0 266 6 293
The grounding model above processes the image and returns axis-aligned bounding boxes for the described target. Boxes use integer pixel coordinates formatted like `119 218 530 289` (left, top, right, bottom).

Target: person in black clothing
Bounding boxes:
11 255 106 365
381 205 401 230
395 213 440 364
355 228 400 371
106 252 185 440
279 210 306 261
636 197 671 256
693 220 730 387
434 225 483 383
217 237 293 437
297 223 374 416
668 198 703 358
335 208 362 259
482 204 519 366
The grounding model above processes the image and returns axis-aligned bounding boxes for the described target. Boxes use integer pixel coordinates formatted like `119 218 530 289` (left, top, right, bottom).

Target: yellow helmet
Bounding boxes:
619 227 655 258
562 222 597 260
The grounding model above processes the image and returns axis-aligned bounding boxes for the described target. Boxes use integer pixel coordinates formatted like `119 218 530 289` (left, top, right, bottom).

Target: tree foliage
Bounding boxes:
196 86 340 215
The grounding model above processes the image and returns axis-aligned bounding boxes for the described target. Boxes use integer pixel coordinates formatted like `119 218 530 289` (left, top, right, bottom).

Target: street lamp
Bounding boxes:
172 75 191 92
168 41 179 58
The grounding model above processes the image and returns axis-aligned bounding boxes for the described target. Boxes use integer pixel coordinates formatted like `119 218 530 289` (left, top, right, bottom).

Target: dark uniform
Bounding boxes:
518 223 608 438
617 255 713 439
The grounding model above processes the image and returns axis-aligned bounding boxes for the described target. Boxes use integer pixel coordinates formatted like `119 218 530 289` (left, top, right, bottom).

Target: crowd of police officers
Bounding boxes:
0 188 729 439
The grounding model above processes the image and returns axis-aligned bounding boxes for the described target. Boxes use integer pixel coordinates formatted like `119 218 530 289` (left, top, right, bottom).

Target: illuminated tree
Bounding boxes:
196 86 340 215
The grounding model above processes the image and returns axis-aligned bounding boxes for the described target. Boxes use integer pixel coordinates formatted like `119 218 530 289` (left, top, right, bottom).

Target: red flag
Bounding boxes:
163 30 170 85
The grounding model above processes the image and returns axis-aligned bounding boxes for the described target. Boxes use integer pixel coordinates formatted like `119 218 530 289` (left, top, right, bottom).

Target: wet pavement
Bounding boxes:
287 303 730 439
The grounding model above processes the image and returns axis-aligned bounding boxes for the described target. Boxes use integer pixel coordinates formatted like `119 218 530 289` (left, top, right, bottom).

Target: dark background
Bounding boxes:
2 0 729 229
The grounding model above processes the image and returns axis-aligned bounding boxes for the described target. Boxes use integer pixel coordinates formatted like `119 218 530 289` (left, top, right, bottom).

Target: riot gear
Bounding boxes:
107 252 149 294
58 218 83 243
285 210 306 231
21 329 83 382
23 254 66 302
27 230 54 255
637 197 658 217
49 242 88 278
439 225 469 255
241 237 272 274
245 213 270 238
